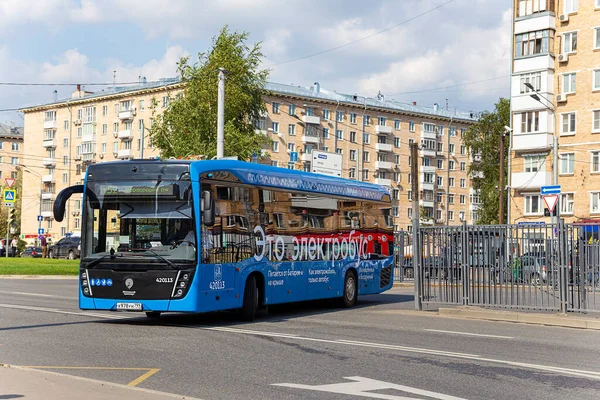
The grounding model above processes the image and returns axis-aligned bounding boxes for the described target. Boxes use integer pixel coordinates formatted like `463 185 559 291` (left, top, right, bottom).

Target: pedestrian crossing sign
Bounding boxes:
3 189 16 203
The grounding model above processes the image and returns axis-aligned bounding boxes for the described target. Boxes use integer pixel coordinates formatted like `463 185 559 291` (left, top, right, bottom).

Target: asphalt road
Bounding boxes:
1 278 600 400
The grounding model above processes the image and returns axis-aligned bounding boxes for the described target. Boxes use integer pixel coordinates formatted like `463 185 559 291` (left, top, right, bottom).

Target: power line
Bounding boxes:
265 0 456 68
387 76 510 97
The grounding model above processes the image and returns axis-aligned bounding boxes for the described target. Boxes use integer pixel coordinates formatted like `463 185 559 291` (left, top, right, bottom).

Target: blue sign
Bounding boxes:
101 279 107 286
289 151 298 162
106 279 113 287
95 279 101 286
38 228 44 235
37 216 43 222
517 221 546 226
541 185 561 195
3 189 15 202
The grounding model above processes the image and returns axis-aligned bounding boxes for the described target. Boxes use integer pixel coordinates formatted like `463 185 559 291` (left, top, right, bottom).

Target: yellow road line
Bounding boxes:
127 368 160 386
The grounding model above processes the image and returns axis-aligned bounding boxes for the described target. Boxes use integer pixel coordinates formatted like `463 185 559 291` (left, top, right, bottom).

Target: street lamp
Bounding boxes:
524 82 558 225
23 168 43 246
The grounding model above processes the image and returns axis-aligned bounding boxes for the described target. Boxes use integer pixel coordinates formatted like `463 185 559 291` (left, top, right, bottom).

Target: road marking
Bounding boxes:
20 366 161 387
273 376 466 400
127 368 161 386
0 303 129 320
424 329 514 339
0 290 75 300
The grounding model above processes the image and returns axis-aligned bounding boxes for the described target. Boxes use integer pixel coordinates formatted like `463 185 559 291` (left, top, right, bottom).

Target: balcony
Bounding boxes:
41 210 53 218
302 115 320 125
301 133 320 144
420 199 434 208
420 218 434 226
43 138 57 148
421 165 436 174
469 203 481 211
118 129 133 139
42 157 56 166
41 174 55 183
41 192 54 200
421 148 436 158
511 171 552 190
43 120 56 129
375 161 393 170
118 109 135 120
375 143 393 152
421 182 434 191
374 178 392 186
421 130 437 140
117 149 133 159
301 153 312 162
513 133 553 152
375 125 392 134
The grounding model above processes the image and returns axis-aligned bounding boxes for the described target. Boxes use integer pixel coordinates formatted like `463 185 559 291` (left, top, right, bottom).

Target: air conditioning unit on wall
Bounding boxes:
556 94 567 103
558 53 569 62
559 14 569 22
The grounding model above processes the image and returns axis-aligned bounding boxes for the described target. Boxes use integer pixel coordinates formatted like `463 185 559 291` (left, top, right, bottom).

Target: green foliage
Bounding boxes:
462 98 510 224
150 26 270 160
0 258 79 275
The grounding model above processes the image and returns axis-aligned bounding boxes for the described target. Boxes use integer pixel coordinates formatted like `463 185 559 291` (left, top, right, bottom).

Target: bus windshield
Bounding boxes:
81 179 196 265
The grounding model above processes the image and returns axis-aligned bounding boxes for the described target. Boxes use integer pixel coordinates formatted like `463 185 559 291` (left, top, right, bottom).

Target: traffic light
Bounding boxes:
9 209 17 227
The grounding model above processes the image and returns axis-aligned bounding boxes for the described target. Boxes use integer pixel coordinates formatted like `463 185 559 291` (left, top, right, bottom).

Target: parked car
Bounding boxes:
48 236 81 259
21 246 43 258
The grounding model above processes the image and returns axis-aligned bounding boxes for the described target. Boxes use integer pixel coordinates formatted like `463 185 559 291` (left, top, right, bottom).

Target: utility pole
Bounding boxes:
499 132 505 224
410 141 422 311
553 135 559 227
446 118 453 226
217 68 226 159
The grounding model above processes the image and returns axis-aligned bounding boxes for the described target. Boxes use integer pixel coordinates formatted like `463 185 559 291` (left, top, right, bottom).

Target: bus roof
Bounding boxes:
87 159 391 202
193 160 391 203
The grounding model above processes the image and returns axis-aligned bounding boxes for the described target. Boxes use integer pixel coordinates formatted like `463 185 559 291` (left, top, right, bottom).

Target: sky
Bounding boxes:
0 0 512 125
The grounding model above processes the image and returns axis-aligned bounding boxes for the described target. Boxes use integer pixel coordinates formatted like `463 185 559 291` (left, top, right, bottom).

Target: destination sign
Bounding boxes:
104 185 175 196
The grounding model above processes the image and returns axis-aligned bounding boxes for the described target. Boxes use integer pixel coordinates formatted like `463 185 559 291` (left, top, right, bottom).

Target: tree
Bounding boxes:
150 26 270 160
462 98 510 225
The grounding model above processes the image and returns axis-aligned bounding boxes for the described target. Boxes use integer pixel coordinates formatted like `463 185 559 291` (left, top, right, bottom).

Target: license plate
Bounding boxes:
116 302 142 311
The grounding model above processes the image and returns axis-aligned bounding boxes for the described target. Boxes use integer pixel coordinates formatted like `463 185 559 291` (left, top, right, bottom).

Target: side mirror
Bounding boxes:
202 190 215 227
54 185 84 222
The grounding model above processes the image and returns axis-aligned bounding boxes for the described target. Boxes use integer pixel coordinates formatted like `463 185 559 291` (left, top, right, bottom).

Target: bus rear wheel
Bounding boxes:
240 275 258 321
341 270 357 308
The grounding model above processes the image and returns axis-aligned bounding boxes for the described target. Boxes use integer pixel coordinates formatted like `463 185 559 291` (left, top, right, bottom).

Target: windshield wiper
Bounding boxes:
141 249 178 270
84 253 124 269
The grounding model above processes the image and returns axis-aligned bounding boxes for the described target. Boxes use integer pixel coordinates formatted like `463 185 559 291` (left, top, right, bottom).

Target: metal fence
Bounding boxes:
394 223 600 314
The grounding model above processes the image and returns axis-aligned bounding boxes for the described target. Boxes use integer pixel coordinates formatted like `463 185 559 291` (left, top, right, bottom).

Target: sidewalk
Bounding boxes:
0 364 201 400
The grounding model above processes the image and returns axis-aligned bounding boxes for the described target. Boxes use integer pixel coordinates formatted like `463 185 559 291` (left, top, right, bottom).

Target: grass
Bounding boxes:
0 257 79 275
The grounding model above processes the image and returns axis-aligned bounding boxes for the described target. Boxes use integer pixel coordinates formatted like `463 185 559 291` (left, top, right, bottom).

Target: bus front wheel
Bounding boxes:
341 270 357 308
240 275 258 321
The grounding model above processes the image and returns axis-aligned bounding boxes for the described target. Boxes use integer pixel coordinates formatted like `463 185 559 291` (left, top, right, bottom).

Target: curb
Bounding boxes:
438 307 600 330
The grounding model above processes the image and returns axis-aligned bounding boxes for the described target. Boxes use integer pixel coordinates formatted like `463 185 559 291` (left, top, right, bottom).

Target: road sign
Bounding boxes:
3 189 16 203
37 215 43 222
38 228 44 235
543 194 559 213
4 178 15 188
541 185 561 195
311 150 342 177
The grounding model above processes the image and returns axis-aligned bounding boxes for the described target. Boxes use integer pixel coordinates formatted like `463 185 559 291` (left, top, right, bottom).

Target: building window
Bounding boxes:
62 138 68 148
449 144 455 153
561 193 574 214
460 145 466 155
560 153 574 174
562 32 577 54
44 110 56 122
408 190 412 201
408 208 412 218
102 143 107 154
271 161 279 167
564 0 578 14
561 113 576 135
593 110 600 133
595 28 600 50
593 69 600 91
515 30 553 58
363 151 369 162
350 113 356 124
305 107 314 116
562 73 576 94
288 104 295 115
460 162 466 171
11 157 18 165
524 154 545 172
520 72 541 93
11 143 19 151
350 150 357 161
378 117 387 126
460 179 466 188
409 121 415 132
394 120 400 130
363 115 370 125
349 168 355 179
271 122 279 133
525 195 542 215
288 124 295 135
63 120 68 130
449 127 456 137
448 195 455 204
349 131 356 143
336 111 343 122
139 100 144 110
394 137 400 147
362 170 369 181
323 109 330 120
591 192 600 214
437 159 443 169
272 102 279 113
113 122 119 134
322 128 329 138
395 155 400 164
336 130 343 140
449 177 455 187
592 151 600 173
460 195 466 204
449 160 455 170
162 96 169 108
437 176 443 187
521 111 540 133
102 105 108 116
363 133 370 144
517 1 553 18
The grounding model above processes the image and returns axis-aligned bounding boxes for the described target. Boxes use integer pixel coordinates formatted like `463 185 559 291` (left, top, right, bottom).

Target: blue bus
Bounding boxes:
53 159 394 320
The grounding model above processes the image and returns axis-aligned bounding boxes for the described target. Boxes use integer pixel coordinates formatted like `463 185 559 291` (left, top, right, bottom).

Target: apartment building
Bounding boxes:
0 122 24 182
510 0 600 223
20 79 477 241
